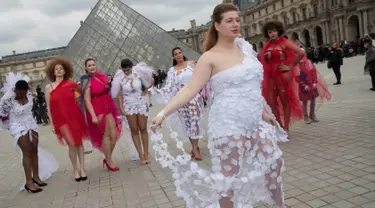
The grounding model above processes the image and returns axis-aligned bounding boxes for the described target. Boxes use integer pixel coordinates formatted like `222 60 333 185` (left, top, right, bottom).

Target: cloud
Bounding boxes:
0 0 220 57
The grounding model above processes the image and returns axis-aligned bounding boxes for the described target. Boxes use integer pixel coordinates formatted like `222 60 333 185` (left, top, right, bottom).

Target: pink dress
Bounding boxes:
86 72 122 151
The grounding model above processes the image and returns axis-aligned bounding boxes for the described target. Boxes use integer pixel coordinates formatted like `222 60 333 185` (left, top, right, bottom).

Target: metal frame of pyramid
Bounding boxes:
42 0 200 86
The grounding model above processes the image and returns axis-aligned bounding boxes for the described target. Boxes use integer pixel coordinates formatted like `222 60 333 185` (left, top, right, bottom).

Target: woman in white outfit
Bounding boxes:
0 72 58 193
111 59 153 164
151 47 204 160
151 3 287 208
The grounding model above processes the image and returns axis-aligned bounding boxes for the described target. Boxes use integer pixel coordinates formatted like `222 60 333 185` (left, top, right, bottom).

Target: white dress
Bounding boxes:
0 92 58 191
151 38 288 207
151 64 204 141
111 64 154 161
120 73 149 116
0 92 39 146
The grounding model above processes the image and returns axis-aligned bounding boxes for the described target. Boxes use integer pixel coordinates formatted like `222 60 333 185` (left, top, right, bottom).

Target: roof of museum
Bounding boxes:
0 46 66 63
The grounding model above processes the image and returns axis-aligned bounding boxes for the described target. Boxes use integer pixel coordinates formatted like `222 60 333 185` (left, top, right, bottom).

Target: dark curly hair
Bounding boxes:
45 56 74 81
15 80 29 91
262 20 285 39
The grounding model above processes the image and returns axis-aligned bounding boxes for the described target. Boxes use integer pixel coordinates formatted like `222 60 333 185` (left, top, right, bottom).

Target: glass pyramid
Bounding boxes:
44 0 200 84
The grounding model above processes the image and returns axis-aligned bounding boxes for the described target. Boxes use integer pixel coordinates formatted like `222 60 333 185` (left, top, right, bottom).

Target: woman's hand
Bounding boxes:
120 108 126 116
151 110 166 132
92 116 99 124
262 111 276 126
279 64 292 72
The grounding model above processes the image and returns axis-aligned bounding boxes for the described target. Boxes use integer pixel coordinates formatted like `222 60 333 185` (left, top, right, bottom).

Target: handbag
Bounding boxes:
327 61 332 69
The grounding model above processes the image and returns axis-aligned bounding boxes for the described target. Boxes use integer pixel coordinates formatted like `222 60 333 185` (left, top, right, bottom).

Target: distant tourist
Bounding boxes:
363 34 375 91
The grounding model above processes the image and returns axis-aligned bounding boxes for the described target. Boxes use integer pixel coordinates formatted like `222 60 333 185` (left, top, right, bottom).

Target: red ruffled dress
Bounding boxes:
49 80 88 146
85 72 122 151
260 37 303 128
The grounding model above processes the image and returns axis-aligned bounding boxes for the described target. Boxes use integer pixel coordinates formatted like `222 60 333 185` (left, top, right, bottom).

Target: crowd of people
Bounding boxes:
305 39 367 64
0 2 373 208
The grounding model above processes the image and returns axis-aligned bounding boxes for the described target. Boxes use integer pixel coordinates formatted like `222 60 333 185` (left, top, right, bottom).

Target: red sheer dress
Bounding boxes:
85 72 122 151
260 37 303 130
49 80 88 146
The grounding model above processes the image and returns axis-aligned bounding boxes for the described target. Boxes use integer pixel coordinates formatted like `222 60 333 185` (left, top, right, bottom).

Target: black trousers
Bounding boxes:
370 69 375 89
332 64 341 83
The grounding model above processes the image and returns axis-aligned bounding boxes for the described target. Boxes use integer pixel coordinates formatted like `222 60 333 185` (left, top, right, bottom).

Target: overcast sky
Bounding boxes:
0 0 220 57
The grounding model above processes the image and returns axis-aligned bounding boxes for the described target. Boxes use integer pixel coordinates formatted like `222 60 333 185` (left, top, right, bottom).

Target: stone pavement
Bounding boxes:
0 55 374 208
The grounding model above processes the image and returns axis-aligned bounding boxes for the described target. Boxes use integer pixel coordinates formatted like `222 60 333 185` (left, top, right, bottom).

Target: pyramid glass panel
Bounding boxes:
43 0 200 85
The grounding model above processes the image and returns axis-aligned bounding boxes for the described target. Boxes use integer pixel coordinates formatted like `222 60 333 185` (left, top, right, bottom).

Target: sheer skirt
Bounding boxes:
151 119 286 208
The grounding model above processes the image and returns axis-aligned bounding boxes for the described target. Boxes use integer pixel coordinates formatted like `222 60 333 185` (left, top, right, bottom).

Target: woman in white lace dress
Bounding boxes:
151 47 204 160
0 73 58 193
151 3 287 208
111 59 153 164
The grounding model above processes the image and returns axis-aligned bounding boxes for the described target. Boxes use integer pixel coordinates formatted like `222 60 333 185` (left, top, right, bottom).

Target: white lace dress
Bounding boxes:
120 73 149 116
0 92 38 146
151 64 204 141
0 92 58 191
151 38 288 207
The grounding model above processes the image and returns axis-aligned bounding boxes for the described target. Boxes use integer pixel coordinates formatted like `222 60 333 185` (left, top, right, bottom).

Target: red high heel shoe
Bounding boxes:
103 159 120 171
191 147 202 161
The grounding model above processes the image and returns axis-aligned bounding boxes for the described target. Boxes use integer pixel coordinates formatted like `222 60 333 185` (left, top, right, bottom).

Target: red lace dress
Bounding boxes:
49 80 88 146
260 37 303 129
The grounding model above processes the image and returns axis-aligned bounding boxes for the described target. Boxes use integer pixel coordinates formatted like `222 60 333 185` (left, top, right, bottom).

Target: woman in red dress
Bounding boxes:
80 58 122 171
259 21 305 132
45 56 88 181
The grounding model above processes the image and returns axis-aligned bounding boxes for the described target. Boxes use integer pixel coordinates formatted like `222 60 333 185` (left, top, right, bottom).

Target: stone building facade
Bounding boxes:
0 47 65 90
167 20 210 54
170 0 374 53
240 0 375 51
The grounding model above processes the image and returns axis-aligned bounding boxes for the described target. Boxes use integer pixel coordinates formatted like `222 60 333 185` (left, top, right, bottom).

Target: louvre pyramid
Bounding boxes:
44 0 200 84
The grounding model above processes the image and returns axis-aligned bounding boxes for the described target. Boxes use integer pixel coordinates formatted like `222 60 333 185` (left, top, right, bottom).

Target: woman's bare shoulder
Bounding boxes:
198 50 217 63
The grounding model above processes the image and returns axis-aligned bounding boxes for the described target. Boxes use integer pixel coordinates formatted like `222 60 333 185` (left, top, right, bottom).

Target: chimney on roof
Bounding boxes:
80 21 84 25
12 50 16 55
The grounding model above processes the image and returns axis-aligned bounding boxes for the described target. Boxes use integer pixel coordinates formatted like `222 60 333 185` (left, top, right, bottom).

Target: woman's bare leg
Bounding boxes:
18 135 38 190
190 139 201 158
267 88 282 128
101 114 115 167
76 145 86 177
278 91 291 131
30 131 45 183
68 146 80 178
105 114 117 154
137 115 149 162
127 115 145 163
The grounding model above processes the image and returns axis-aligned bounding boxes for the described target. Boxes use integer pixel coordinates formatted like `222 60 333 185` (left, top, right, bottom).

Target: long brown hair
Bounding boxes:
204 3 238 52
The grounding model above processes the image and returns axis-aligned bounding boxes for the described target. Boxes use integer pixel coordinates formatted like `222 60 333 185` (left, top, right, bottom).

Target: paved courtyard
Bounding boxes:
0 55 374 208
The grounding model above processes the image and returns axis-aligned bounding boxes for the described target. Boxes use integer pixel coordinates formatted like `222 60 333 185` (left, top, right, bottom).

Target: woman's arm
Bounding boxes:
285 39 306 68
160 53 212 117
44 85 53 125
116 86 126 115
84 83 96 119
